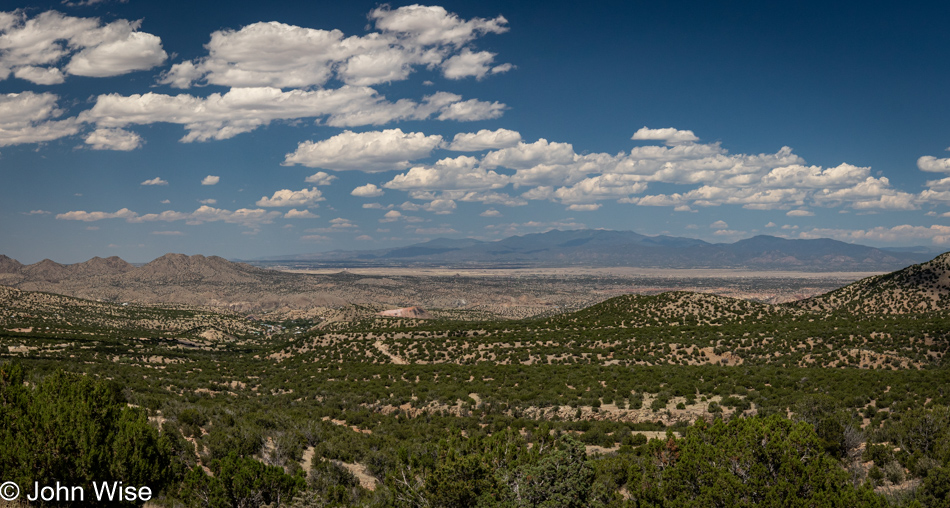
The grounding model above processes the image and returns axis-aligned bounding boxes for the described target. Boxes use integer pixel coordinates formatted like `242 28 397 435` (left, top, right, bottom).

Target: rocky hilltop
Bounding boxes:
131 253 265 284
69 256 134 278
20 259 74 282
0 255 24 274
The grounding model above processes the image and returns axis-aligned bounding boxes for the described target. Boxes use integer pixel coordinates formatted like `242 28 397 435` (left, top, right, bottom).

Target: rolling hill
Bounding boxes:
794 251 950 314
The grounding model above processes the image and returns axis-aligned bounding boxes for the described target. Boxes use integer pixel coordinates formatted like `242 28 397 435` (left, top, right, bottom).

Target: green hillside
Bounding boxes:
3 256 950 506
794 252 950 314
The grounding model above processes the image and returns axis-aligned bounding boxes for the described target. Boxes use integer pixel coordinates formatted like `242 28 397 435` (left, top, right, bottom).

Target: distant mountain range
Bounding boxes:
256 229 940 271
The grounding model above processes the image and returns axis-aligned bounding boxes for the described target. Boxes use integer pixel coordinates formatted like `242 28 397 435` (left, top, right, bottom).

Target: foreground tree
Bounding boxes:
626 415 887 507
0 362 179 503
177 452 305 508
385 430 607 507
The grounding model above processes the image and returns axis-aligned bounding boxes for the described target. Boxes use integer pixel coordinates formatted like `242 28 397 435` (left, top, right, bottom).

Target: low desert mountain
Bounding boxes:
69 256 134 278
131 253 267 284
20 259 73 282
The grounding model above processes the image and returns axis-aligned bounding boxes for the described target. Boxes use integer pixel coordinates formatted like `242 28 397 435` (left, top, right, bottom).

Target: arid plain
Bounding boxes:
1 253 877 322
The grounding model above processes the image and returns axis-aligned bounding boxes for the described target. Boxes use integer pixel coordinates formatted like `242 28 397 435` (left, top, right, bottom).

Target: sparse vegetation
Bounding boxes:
1 253 950 506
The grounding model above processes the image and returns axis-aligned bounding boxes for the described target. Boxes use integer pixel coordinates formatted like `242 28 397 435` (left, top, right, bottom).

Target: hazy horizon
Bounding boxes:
4 228 948 265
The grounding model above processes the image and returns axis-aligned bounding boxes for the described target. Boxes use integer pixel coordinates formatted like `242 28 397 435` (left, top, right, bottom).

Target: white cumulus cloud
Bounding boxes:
304 171 337 185
284 129 443 171
385 155 508 191
160 21 349 89
84 127 141 151
65 29 166 77
566 204 601 211
553 174 648 204
0 91 79 146
56 208 137 221
370 4 508 46
256 187 325 207
760 163 869 189
918 156 950 173
436 98 505 121
161 5 509 89
352 183 384 197
0 11 166 84
442 49 505 79
80 88 500 143
284 209 318 219
421 198 456 214
201 175 220 185
447 128 521 151
482 139 577 170
128 206 281 227
631 127 699 146
380 210 403 222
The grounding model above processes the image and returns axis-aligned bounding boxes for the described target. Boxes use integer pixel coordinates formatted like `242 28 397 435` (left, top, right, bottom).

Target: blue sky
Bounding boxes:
2 0 950 263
